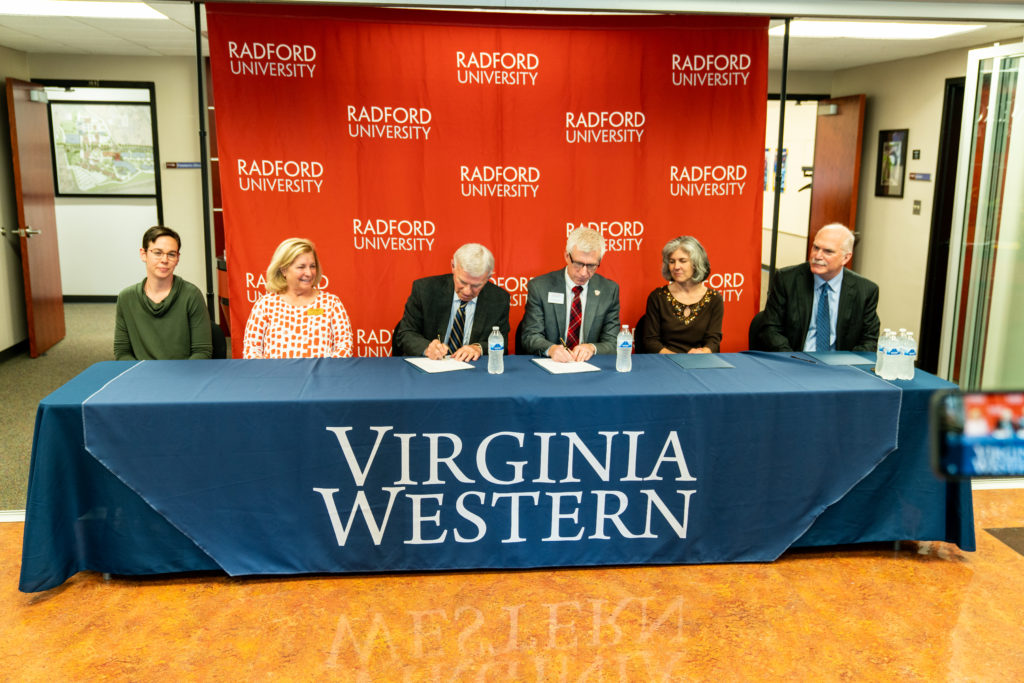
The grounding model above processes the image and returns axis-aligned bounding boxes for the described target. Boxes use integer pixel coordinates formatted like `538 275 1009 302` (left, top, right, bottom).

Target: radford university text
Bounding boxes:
313 427 698 546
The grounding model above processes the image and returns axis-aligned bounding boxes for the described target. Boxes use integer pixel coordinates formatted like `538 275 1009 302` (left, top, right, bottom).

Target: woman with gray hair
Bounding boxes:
642 235 723 354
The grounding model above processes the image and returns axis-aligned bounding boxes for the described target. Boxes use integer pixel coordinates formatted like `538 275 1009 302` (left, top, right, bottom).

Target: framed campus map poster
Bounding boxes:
48 100 158 197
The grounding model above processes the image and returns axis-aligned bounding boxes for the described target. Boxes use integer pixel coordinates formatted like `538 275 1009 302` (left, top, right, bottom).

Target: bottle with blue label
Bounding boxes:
875 328 892 378
899 331 917 380
487 326 504 375
616 324 633 373
883 329 903 380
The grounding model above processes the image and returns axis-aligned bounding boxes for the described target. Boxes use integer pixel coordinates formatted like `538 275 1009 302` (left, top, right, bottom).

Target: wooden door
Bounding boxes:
6 78 65 357
806 94 866 257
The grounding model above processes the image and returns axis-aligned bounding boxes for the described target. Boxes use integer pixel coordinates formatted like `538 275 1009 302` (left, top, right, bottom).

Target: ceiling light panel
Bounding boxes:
0 1 168 20
769 20 985 40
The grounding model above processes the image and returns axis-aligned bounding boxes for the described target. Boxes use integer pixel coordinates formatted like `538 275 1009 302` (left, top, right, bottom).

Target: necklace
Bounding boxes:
663 285 711 326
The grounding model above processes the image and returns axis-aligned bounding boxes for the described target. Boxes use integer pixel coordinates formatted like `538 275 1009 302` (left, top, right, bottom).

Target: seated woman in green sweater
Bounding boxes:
114 225 213 360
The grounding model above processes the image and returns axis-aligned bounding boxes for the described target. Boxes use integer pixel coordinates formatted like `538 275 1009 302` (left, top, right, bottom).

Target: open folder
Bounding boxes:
666 354 734 370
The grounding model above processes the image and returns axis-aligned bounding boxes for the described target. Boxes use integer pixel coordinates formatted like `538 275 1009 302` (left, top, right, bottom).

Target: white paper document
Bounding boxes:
405 357 474 373
531 358 600 374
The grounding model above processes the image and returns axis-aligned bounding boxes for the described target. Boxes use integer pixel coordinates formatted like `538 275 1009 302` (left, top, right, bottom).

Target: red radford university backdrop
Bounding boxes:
206 4 768 357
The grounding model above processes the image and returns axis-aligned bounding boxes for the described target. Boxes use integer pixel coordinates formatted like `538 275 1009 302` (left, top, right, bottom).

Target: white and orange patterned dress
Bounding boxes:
242 290 353 359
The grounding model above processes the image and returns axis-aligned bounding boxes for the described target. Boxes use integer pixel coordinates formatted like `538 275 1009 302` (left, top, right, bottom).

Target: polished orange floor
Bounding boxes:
2 488 1023 681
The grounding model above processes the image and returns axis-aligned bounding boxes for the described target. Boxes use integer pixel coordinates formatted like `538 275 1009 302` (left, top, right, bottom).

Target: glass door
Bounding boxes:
941 43 1024 389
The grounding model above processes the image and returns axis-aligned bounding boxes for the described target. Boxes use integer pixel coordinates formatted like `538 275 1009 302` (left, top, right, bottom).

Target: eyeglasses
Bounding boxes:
568 256 600 272
148 249 179 261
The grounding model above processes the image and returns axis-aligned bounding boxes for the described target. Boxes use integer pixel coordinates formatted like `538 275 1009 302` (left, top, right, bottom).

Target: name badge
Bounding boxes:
305 308 324 316
547 292 565 305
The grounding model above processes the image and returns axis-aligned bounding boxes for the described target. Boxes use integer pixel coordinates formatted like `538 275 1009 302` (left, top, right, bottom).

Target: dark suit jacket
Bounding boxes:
759 263 880 352
520 269 621 356
393 274 510 356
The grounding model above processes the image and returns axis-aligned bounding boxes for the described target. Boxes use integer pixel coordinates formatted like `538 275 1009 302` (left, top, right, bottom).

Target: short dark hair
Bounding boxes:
142 225 181 251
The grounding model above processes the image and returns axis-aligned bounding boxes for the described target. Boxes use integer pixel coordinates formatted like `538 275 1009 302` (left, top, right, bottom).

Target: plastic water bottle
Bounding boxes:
616 324 633 372
883 330 902 380
900 331 917 380
875 328 892 378
487 326 504 375
893 329 909 380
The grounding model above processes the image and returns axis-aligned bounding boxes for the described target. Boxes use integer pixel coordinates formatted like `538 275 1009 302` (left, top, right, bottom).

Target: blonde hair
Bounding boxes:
265 238 321 294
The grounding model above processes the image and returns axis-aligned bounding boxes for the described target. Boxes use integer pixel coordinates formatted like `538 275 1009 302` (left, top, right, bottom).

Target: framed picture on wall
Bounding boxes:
875 128 908 198
47 100 159 197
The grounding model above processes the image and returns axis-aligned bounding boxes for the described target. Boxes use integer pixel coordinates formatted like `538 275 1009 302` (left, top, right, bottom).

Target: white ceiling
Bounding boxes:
0 1 1021 72
0 2 202 58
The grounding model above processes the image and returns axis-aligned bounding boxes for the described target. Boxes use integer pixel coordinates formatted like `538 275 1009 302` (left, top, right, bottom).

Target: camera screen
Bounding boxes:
936 391 1024 477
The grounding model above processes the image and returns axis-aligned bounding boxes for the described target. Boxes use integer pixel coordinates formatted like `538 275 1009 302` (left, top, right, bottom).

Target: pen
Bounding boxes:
790 354 817 364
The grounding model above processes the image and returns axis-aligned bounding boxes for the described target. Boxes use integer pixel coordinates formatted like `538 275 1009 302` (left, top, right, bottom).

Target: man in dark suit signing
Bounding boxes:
760 223 880 352
520 227 621 362
394 243 510 361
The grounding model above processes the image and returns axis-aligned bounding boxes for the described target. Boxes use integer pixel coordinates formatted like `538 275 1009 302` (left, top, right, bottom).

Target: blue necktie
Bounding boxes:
448 301 467 350
815 284 831 352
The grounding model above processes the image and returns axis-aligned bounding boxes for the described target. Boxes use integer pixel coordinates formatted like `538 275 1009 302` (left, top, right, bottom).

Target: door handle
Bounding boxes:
11 226 42 238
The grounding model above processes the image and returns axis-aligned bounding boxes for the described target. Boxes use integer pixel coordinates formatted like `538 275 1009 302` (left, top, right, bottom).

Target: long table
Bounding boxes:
19 353 974 592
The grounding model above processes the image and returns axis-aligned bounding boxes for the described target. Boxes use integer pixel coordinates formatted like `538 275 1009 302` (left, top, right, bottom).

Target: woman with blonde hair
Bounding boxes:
243 238 353 358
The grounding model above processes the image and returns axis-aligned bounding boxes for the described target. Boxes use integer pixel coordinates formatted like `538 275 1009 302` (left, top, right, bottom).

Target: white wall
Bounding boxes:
831 47 971 334
26 54 207 299
0 46 31 351
762 98 818 271
768 69 832 96
54 201 159 295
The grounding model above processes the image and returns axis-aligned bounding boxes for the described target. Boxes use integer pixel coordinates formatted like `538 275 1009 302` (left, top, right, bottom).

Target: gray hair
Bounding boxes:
565 227 605 260
661 235 710 282
452 243 495 278
818 223 855 253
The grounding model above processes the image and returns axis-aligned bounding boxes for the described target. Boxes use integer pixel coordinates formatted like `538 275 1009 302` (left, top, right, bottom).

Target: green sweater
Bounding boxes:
114 276 213 360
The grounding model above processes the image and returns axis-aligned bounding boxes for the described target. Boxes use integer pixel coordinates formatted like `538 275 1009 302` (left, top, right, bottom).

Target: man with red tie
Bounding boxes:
520 227 621 362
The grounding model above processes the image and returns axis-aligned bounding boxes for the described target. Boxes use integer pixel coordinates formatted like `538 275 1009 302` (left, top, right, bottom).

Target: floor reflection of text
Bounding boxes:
326 596 687 673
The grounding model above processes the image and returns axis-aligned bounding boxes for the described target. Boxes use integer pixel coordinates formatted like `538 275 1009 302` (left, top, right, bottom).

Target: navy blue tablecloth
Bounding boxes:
19 353 973 592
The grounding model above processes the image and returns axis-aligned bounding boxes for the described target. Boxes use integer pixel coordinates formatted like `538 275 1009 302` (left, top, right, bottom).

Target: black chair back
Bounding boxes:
632 314 647 354
748 310 768 351
211 323 228 359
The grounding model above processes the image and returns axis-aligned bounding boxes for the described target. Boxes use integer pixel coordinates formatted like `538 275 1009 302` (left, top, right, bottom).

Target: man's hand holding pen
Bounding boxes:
548 338 595 363
425 336 449 360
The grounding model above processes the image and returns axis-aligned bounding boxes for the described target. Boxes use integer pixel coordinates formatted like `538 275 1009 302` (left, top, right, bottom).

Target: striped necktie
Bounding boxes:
448 300 468 350
815 283 831 352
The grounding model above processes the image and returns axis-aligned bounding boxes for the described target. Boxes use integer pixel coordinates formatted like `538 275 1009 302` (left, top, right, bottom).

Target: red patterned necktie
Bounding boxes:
566 285 583 349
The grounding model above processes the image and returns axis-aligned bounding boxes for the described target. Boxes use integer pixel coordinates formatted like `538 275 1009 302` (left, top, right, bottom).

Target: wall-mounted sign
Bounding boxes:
909 172 931 181
165 162 201 169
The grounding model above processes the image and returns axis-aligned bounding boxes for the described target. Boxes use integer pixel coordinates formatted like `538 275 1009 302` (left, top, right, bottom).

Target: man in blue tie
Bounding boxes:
758 223 880 352
394 243 510 361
